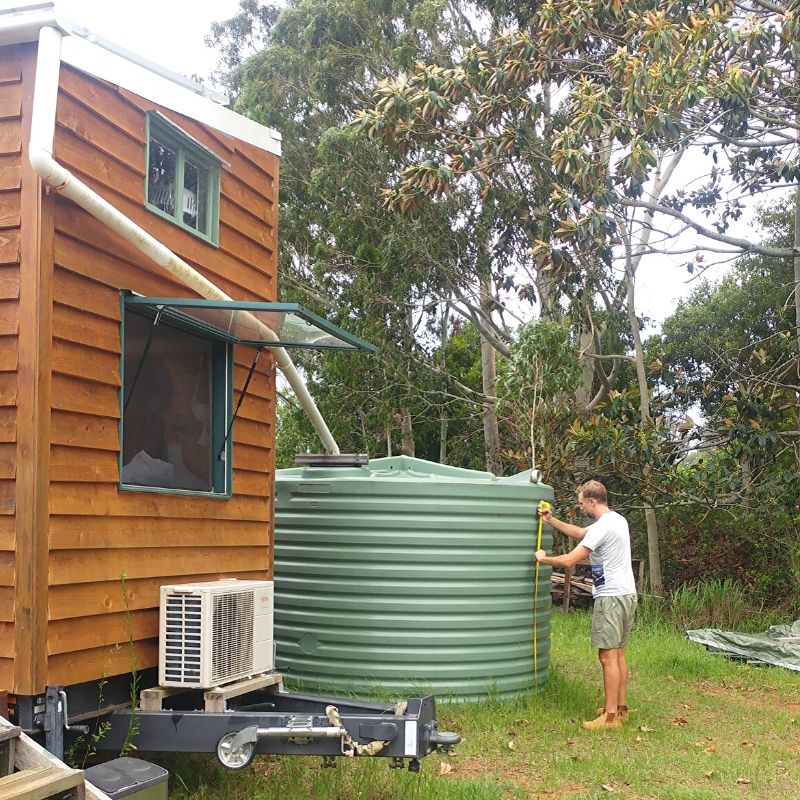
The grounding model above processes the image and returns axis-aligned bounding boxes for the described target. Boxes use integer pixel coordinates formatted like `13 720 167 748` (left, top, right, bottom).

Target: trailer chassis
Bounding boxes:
100 689 457 770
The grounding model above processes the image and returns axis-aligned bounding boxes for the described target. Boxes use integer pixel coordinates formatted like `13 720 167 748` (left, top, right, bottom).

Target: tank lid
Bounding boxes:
277 455 553 488
295 453 369 467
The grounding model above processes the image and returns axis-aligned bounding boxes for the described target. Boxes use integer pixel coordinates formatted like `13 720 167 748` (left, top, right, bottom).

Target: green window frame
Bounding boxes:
145 111 221 245
119 296 232 498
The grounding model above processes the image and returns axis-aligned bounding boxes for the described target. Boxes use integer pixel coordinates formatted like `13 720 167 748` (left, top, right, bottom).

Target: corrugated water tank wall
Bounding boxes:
274 456 554 701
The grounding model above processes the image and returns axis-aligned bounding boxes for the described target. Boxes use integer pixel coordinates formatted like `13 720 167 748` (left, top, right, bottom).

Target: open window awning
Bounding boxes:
124 296 378 352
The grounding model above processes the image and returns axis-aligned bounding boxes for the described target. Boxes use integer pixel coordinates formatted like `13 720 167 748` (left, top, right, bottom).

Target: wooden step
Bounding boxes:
0 764 83 800
0 726 18 778
1 716 111 800
0 728 20 744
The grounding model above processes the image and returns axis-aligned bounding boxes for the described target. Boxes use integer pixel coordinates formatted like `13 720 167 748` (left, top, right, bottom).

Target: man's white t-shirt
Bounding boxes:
581 511 637 597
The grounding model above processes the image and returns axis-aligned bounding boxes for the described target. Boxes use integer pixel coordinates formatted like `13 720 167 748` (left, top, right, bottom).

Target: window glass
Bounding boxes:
122 311 214 492
148 137 177 216
145 114 220 244
183 159 209 234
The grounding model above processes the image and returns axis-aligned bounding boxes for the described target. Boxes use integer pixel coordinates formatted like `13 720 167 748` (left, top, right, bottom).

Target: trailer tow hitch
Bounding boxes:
216 709 461 770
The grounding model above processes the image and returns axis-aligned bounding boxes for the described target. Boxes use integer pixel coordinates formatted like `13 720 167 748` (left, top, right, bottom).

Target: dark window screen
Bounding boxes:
122 311 213 492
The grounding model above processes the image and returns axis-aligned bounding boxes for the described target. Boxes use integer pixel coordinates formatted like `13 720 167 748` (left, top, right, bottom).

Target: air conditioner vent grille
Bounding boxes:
162 594 203 685
159 579 272 688
212 590 254 683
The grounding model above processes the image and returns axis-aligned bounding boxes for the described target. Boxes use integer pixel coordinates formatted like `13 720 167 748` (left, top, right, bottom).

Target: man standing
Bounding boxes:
535 480 637 730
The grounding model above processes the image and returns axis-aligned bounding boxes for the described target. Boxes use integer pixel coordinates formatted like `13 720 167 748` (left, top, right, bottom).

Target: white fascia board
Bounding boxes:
60 34 282 157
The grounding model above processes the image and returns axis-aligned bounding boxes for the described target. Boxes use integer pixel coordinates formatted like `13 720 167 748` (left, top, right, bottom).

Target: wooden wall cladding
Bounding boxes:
0 47 22 689
41 65 278 687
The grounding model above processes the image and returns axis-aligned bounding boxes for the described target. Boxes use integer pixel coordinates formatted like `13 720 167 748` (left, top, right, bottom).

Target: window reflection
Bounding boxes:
148 137 177 215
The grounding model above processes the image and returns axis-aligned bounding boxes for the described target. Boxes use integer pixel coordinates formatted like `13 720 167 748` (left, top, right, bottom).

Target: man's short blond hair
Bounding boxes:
577 480 607 504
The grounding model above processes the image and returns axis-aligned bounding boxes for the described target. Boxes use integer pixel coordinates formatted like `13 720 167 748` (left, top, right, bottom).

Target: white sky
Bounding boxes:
60 0 240 81
56 0 774 330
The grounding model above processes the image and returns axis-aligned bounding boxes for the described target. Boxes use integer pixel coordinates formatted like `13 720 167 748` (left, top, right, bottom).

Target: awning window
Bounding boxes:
124 295 378 352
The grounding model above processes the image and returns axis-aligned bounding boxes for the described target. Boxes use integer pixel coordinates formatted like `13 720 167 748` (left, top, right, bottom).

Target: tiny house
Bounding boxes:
0 2 364 728
0 4 461 774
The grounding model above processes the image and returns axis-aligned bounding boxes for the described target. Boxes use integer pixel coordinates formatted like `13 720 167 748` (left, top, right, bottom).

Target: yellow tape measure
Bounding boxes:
534 500 551 688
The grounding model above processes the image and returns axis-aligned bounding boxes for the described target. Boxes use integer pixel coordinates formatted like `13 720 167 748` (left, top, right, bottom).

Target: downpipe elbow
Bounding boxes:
29 148 71 191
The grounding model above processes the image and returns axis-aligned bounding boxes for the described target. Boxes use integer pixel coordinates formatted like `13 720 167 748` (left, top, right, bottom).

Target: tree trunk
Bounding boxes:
643 504 662 596
440 302 449 464
624 261 664 596
480 277 502 474
575 327 596 410
398 409 415 456
794 185 800 469
741 457 752 510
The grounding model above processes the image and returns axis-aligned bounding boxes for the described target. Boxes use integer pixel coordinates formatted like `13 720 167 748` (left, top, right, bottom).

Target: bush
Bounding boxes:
668 578 752 631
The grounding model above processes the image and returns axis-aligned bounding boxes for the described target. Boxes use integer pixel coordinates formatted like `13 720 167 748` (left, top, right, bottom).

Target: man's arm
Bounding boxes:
535 543 591 569
540 508 588 540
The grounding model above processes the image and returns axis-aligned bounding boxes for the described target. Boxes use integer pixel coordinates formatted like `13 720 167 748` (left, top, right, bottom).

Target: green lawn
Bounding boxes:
166 609 800 799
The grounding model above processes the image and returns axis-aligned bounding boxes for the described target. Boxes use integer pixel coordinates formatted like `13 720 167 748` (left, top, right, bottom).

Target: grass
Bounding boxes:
161 609 799 800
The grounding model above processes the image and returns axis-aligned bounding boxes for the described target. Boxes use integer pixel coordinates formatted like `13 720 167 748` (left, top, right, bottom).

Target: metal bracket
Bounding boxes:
44 686 64 760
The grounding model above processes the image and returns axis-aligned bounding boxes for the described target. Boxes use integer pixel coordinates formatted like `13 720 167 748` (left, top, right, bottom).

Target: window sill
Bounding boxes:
118 483 232 499
144 202 219 247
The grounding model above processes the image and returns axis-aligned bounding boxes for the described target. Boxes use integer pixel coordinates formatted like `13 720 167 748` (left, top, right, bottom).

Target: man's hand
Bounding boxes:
534 549 548 563
538 505 553 523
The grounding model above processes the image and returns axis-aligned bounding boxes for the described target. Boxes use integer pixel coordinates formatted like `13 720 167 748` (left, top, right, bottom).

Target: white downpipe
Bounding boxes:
29 25 339 454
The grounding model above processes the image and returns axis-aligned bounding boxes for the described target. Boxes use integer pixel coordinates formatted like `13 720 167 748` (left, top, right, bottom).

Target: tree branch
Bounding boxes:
618 198 797 257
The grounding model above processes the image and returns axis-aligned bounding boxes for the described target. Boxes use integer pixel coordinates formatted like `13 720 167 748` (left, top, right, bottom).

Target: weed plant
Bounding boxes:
158 606 799 800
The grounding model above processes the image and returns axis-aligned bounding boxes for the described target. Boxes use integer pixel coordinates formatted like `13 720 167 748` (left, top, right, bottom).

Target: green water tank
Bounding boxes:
274 456 553 701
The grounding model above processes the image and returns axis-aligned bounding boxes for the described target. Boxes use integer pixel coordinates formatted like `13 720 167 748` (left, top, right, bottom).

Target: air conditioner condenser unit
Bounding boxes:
159 579 274 689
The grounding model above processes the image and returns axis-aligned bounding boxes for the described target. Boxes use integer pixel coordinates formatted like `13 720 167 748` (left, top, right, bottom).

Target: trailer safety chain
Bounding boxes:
325 705 389 757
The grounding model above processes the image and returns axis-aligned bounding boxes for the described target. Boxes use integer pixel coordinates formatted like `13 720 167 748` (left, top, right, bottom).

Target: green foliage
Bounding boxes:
497 319 581 471
211 0 498 463
668 579 754 634
276 396 318 467
64 677 111 769
654 202 796 414
498 320 582 408
360 1 800 262
278 321 487 465
654 505 800 618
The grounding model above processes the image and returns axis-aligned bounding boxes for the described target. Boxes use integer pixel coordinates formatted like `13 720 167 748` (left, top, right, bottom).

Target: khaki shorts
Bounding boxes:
591 594 637 650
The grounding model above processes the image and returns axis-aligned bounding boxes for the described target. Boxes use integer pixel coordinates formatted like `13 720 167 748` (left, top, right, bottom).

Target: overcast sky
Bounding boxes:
55 0 760 329
61 0 240 80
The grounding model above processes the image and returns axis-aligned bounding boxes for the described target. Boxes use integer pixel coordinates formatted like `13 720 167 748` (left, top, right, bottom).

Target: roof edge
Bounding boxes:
0 1 282 156
0 2 71 46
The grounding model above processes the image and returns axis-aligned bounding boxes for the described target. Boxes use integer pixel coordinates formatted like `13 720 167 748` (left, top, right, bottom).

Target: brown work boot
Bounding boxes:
583 712 622 730
596 705 629 723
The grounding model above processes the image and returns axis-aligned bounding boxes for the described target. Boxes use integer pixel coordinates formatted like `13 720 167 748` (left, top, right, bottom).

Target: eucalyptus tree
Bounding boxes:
496 319 582 478
653 202 800 506
209 0 509 464
355 0 800 593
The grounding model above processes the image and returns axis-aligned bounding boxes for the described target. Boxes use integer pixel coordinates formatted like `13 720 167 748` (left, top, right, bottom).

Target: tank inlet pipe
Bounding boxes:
28 24 339 454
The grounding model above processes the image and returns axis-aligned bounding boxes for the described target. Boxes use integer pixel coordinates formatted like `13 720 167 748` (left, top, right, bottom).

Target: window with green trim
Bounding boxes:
145 112 221 244
120 304 231 496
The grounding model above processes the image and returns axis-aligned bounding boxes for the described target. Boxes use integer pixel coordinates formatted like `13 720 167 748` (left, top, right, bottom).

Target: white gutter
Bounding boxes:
29 25 339 454
0 3 66 46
